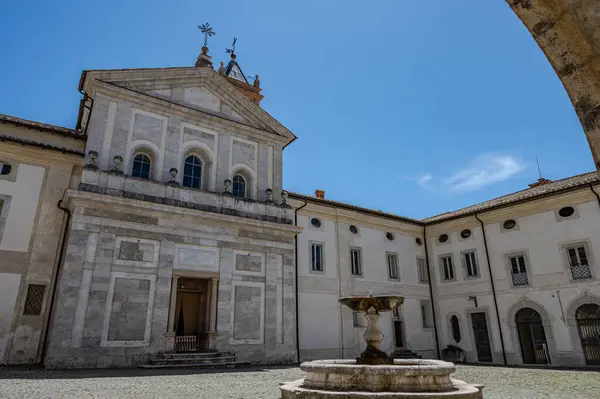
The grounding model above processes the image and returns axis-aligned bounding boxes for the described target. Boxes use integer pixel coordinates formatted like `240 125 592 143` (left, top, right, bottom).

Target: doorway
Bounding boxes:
174 278 209 352
470 312 492 362
516 308 549 364
576 304 600 365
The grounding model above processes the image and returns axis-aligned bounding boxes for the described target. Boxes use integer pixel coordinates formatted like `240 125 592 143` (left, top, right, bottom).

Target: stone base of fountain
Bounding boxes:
280 359 484 398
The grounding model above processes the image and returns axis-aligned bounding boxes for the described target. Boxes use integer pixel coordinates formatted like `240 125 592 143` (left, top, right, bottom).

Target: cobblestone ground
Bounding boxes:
1 365 599 399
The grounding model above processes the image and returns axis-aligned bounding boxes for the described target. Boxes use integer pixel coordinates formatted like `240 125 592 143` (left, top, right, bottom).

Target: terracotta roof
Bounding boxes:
423 171 600 223
0 114 84 139
287 192 423 225
289 172 600 225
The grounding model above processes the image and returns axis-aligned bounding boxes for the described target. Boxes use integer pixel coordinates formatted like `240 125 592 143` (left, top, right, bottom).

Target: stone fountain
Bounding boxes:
280 294 484 398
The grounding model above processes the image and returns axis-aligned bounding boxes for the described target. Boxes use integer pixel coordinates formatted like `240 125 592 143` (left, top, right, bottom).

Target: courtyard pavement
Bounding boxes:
1 364 599 398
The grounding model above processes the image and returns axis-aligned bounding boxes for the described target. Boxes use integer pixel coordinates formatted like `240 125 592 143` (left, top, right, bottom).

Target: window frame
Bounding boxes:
420 300 433 329
555 205 579 222
350 247 363 277
182 154 203 189
439 254 456 282
353 311 366 328
505 251 530 287
131 152 153 179
309 241 325 274
417 257 429 284
232 174 247 198
386 252 400 281
561 241 594 281
461 250 480 279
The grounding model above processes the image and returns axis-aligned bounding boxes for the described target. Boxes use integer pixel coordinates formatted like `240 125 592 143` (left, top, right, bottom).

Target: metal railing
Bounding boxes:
175 334 208 352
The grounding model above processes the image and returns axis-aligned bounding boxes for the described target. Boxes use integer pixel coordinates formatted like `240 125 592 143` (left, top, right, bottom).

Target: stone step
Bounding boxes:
153 351 234 360
139 361 250 369
390 349 422 359
149 356 237 365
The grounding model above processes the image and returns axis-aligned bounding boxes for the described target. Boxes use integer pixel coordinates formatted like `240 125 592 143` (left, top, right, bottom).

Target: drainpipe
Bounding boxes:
40 198 71 364
293 198 308 364
474 213 507 365
589 183 600 208
423 226 441 358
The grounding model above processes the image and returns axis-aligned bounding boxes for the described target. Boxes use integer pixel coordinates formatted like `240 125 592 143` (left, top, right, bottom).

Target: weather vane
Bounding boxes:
198 23 215 47
226 37 238 56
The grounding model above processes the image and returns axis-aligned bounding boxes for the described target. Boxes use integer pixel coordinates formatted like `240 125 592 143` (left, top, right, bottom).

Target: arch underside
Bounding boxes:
507 0 600 169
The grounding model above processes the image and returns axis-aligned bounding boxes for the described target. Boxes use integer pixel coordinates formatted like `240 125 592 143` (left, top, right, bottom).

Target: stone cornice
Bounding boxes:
64 188 302 236
93 81 288 148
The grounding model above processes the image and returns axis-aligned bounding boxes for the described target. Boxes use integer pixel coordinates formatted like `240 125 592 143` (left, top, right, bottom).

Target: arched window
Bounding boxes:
132 153 151 179
232 174 246 198
450 315 461 343
183 155 202 189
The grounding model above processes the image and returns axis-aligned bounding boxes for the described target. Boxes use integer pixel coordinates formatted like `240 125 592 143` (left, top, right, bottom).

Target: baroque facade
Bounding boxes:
1 46 599 368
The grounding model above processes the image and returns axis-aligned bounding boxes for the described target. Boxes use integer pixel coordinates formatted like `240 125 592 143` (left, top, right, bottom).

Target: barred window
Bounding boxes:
23 284 46 316
350 248 362 276
387 252 399 280
509 254 529 286
566 245 592 280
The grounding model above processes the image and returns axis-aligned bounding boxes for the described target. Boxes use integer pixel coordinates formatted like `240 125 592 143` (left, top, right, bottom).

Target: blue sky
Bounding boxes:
0 1 594 219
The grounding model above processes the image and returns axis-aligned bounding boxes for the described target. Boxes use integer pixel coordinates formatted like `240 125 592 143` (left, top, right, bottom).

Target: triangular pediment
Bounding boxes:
80 67 295 142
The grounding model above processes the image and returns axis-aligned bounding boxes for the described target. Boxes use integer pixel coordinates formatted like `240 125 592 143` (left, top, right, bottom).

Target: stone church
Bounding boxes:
1 42 600 369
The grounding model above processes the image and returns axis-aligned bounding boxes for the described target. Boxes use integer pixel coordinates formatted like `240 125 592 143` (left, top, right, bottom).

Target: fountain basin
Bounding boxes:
303 359 455 392
280 359 484 398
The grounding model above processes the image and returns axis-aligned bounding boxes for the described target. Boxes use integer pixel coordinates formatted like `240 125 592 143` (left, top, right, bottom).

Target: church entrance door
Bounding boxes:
174 278 209 352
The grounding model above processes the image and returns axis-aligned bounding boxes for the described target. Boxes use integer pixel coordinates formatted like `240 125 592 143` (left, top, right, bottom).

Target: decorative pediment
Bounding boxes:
80 67 295 143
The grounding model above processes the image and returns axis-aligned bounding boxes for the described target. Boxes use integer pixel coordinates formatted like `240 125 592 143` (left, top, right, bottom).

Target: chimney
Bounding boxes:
528 177 552 188
315 190 325 199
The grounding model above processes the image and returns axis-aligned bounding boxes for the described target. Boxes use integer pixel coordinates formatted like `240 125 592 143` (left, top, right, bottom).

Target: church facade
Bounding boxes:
1 46 599 368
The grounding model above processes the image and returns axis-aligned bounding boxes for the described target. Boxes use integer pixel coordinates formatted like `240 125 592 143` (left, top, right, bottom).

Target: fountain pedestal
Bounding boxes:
280 295 484 398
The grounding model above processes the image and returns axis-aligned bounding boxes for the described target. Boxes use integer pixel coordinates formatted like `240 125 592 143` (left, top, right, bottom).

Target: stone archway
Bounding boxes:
565 293 600 365
506 298 557 365
507 0 600 170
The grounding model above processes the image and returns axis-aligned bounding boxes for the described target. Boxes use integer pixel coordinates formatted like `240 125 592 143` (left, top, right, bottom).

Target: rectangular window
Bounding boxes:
387 252 399 280
509 255 529 286
350 248 363 276
566 245 592 280
23 284 46 316
392 307 401 318
417 257 428 283
440 255 454 281
463 251 478 277
310 243 324 272
421 301 432 329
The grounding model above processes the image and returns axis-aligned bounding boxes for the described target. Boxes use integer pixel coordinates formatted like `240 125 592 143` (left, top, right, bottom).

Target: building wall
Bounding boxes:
293 200 436 361
84 86 283 203
428 186 600 366
0 133 82 365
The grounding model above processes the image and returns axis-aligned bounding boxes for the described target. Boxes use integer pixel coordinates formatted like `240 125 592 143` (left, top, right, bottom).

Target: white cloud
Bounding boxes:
444 153 526 192
416 174 432 187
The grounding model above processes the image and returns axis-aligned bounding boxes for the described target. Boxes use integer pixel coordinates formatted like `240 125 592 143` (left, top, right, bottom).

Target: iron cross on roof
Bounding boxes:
226 37 238 56
198 23 215 47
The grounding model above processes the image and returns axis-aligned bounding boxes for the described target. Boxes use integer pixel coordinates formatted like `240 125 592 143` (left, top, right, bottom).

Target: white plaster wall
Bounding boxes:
430 197 600 365
0 164 45 252
296 211 434 359
0 273 21 364
298 292 341 352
